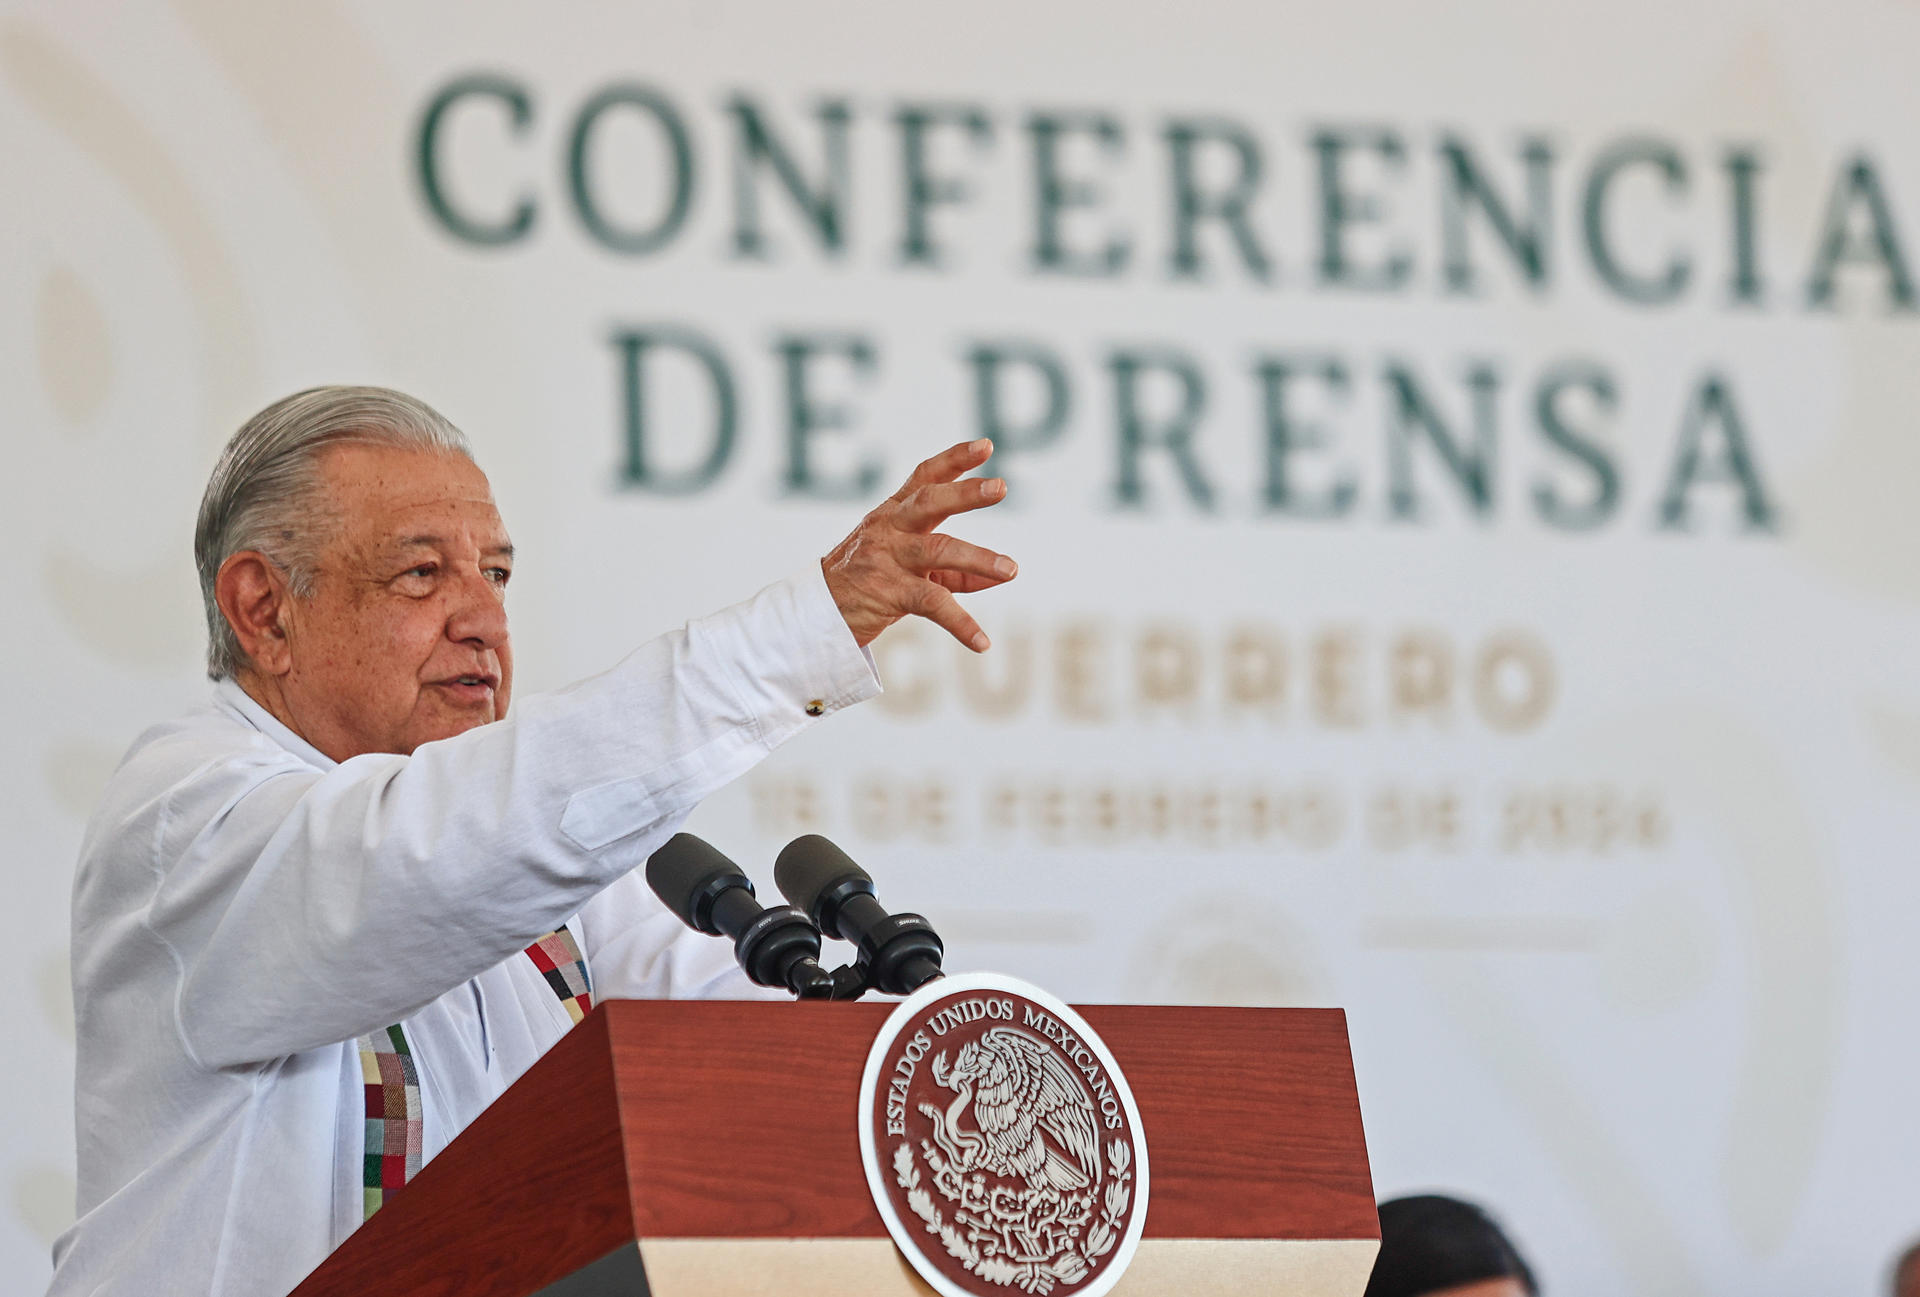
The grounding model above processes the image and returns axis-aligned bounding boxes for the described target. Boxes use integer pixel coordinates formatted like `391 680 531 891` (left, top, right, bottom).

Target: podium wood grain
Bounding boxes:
289 1000 1376 1297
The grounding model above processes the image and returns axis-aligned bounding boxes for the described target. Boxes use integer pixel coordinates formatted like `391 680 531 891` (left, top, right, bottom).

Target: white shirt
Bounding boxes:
49 568 879 1297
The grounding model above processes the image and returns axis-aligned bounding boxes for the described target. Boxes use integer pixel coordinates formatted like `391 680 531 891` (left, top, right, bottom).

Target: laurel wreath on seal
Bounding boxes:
894 1138 1133 1294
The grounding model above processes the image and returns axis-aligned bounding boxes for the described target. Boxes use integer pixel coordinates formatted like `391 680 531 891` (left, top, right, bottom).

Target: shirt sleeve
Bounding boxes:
117 566 877 1068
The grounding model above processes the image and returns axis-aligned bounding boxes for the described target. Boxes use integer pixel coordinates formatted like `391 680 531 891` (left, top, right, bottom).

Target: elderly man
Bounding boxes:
49 386 1015 1297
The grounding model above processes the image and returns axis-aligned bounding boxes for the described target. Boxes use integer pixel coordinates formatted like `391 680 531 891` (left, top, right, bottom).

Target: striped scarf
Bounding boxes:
356 926 593 1219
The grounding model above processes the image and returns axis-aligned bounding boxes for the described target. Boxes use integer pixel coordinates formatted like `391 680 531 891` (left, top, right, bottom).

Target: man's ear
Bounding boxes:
215 552 294 677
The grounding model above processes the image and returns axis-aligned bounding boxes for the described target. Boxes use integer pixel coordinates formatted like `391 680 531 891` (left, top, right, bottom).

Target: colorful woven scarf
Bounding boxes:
357 927 593 1219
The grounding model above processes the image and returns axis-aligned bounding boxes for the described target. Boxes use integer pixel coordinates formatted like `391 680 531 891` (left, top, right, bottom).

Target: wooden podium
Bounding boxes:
289 1000 1378 1297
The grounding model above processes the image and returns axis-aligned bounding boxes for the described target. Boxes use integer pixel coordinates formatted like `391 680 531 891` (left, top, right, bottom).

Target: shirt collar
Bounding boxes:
213 677 339 770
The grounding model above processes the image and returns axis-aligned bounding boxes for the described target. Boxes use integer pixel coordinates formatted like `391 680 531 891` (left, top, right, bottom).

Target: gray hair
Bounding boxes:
194 385 474 680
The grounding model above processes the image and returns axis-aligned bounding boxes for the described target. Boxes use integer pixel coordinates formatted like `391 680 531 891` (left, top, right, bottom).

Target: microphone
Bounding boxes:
773 835 944 995
645 833 834 999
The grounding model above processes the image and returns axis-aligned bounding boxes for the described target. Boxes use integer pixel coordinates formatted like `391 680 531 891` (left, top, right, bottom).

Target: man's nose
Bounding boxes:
446 568 509 648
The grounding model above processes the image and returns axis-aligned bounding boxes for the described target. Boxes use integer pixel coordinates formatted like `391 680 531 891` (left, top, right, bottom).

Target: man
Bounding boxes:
49 386 1015 1297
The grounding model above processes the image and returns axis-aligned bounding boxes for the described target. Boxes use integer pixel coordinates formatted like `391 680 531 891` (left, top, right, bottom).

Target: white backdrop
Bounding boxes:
5 2 1920 1293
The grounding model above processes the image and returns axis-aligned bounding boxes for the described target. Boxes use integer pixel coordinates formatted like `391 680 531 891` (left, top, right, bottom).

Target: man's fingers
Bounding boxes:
889 439 994 503
930 570 1010 595
912 580 990 652
904 533 1017 582
896 477 1007 531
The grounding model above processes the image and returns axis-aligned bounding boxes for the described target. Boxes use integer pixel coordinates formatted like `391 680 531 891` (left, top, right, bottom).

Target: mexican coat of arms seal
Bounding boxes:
858 972 1151 1297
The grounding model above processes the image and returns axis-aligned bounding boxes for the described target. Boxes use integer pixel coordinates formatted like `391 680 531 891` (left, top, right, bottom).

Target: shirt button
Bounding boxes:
804 699 825 717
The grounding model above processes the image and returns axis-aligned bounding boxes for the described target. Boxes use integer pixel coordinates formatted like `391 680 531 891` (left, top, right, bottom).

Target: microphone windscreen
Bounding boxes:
774 834 870 920
646 833 749 932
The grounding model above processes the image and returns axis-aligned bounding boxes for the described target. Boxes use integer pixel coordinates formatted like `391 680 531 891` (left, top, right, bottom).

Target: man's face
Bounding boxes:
270 442 514 761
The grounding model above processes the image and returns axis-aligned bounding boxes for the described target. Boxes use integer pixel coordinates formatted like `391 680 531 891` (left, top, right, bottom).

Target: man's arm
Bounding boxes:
570 439 1021 1000
118 569 871 1069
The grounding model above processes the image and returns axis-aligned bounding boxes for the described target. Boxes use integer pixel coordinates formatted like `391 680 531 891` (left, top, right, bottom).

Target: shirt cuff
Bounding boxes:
710 562 882 729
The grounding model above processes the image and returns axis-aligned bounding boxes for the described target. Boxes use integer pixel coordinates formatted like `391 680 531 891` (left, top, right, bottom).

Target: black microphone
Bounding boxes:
773 835 944 995
645 833 834 999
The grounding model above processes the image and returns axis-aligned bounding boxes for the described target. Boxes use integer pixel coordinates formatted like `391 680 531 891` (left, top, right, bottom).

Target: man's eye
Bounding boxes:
486 567 512 586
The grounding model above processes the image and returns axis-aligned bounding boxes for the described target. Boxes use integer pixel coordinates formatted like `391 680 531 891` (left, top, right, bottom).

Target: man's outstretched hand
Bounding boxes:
823 439 1016 651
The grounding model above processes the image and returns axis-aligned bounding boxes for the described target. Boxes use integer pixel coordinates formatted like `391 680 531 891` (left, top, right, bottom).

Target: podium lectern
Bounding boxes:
289 1000 1378 1297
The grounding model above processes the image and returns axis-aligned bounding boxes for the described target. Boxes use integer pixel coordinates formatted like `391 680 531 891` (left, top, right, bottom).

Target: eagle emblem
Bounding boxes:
861 974 1147 1297
924 1027 1101 1195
